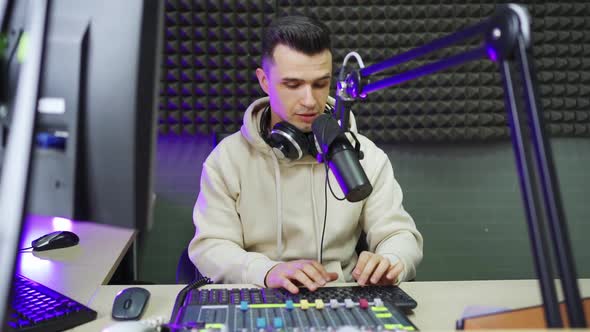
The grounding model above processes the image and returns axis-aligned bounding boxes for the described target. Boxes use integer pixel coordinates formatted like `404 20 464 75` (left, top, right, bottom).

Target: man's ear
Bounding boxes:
256 67 270 95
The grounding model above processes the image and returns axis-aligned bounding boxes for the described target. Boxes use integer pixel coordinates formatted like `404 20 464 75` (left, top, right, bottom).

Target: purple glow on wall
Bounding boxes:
487 46 498 62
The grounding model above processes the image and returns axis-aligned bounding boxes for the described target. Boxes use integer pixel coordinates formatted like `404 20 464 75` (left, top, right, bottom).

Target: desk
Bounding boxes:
80 279 590 331
17 215 136 305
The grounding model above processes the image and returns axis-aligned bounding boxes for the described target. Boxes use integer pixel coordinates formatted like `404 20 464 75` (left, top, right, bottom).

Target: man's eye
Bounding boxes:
314 83 329 88
285 84 300 89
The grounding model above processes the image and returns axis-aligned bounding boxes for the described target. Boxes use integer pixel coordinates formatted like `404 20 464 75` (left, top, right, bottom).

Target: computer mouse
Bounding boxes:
112 287 150 321
31 230 80 251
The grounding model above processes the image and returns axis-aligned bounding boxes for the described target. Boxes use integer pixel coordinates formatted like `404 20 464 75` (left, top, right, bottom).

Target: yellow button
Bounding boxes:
300 299 309 310
315 299 324 309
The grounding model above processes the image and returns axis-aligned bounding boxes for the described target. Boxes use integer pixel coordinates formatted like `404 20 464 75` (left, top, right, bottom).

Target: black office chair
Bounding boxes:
176 233 370 284
176 247 205 284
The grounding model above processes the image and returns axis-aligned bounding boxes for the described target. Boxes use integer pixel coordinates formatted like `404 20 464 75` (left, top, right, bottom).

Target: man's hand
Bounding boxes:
352 251 404 286
265 259 338 294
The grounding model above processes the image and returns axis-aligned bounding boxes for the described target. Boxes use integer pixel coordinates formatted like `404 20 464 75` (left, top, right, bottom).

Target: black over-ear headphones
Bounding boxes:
260 105 334 160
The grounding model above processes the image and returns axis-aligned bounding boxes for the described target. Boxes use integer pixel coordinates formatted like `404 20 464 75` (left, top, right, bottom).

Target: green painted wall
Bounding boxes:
139 138 589 283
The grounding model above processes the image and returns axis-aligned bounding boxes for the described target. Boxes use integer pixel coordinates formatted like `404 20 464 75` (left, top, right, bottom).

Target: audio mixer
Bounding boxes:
169 286 418 331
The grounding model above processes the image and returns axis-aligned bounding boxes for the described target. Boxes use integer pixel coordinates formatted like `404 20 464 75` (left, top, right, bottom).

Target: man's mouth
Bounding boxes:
296 113 318 123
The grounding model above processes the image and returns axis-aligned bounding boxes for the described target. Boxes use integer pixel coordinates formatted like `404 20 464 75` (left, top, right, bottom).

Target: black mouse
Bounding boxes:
112 287 150 320
31 230 80 251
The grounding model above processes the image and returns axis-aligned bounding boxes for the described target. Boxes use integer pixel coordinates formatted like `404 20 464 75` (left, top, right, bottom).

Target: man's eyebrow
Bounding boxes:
281 75 332 83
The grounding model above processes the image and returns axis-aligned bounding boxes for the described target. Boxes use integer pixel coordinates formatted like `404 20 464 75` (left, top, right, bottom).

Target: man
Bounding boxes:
189 15 423 294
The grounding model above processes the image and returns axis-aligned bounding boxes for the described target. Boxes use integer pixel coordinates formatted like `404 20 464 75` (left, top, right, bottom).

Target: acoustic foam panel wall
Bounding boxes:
160 0 590 142
160 0 274 135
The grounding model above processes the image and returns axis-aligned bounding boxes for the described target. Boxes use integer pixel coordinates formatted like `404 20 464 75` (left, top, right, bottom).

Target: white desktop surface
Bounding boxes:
13 217 589 331
17 215 136 305
82 279 590 331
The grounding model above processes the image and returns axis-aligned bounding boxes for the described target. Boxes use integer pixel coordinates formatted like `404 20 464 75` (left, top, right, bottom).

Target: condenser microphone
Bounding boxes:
312 114 373 202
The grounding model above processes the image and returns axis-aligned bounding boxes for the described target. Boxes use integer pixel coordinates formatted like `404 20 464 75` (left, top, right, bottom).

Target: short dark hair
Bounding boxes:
261 15 332 68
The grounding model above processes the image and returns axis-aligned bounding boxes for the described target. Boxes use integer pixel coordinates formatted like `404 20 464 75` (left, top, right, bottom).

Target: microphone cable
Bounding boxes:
319 121 345 264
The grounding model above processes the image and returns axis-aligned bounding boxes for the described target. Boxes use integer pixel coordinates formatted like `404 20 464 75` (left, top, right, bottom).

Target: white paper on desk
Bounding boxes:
461 305 510 319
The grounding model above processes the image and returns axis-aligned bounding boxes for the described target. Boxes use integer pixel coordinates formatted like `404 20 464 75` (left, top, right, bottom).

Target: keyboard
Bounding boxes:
185 285 418 311
170 284 419 331
5 274 97 332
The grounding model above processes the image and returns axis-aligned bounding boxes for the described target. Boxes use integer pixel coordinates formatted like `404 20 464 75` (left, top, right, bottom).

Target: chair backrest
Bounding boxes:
176 247 204 284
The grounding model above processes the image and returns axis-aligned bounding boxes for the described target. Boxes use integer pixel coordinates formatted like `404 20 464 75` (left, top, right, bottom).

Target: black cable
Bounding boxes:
19 246 32 251
319 120 346 264
325 161 346 201
169 276 211 328
320 166 328 264
320 120 346 202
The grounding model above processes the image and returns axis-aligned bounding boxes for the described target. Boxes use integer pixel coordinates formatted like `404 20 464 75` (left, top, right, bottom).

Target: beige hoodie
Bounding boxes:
189 97 423 287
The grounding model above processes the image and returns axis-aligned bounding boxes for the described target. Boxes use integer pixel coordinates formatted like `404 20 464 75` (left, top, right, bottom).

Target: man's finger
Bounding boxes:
370 258 390 284
310 261 332 282
302 264 326 286
293 269 318 291
386 262 404 283
353 251 370 276
281 277 300 294
326 272 339 281
358 254 380 286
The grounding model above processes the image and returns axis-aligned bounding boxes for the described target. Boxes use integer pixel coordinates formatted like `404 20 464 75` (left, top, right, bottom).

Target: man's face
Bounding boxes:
256 44 332 133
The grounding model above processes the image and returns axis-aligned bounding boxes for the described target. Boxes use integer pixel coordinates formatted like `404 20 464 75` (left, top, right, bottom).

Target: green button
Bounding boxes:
375 313 393 318
384 324 402 329
371 306 389 312
17 33 29 63
205 323 225 328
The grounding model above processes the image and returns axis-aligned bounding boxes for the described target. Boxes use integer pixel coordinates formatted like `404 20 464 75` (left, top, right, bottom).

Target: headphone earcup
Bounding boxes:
269 122 310 160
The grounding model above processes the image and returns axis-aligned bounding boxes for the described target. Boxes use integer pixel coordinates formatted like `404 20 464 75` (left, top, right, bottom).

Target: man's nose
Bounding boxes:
301 85 316 108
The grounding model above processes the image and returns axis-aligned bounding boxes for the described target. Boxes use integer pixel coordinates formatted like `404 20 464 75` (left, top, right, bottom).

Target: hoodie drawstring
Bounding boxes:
310 164 322 262
270 152 283 258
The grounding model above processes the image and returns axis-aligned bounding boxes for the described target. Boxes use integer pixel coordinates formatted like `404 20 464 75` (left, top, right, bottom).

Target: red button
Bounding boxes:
359 298 369 309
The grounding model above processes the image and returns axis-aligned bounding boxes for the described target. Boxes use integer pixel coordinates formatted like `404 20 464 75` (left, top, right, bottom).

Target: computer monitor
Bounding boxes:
1 0 162 233
0 0 162 327
0 0 47 325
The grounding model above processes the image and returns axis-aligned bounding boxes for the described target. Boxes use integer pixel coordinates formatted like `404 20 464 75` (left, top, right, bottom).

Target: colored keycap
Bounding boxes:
256 317 266 329
300 299 309 310
285 300 294 310
330 299 339 309
371 306 388 312
359 298 369 309
315 299 324 309
273 317 283 328
239 301 248 311
345 299 355 309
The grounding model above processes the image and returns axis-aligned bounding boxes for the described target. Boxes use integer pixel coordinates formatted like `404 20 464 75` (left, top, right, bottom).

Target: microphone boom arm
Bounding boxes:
335 4 586 328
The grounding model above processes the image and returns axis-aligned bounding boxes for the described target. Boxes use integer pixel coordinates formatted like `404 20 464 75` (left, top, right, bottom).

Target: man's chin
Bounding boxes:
297 123 312 133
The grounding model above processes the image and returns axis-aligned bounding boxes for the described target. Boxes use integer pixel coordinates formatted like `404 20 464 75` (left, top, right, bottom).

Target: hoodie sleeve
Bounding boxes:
360 148 423 282
188 150 280 286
